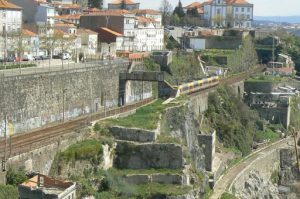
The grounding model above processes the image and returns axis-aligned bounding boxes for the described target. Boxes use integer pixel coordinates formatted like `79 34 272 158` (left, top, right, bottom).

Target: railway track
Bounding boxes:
0 66 265 161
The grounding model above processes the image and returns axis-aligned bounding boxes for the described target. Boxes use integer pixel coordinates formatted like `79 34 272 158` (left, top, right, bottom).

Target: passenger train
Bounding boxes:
175 76 220 97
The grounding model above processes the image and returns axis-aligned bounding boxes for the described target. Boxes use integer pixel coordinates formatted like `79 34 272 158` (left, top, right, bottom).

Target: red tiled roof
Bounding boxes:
54 22 76 28
131 9 161 15
22 29 37 37
51 2 82 9
100 27 122 36
55 14 81 20
77 28 98 35
137 16 158 24
0 0 22 10
84 9 132 16
83 7 101 13
184 2 202 9
110 0 138 5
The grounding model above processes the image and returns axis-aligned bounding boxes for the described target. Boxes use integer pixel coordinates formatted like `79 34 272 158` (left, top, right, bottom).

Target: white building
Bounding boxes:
80 9 164 52
77 28 98 56
108 0 140 10
22 29 39 56
0 0 22 59
203 0 253 28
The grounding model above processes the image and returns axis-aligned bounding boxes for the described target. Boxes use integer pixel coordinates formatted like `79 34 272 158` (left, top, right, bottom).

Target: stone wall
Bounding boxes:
230 81 245 98
0 63 127 135
6 128 90 176
229 149 280 195
109 126 157 142
198 131 216 172
0 61 153 136
114 142 184 169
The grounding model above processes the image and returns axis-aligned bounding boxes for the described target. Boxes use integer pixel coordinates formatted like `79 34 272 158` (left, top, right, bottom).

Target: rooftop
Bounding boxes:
131 9 161 15
20 174 75 196
110 0 139 5
22 29 37 37
0 0 22 10
99 27 123 36
184 2 202 9
83 9 133 16
55 14 81 20
77 28 98 35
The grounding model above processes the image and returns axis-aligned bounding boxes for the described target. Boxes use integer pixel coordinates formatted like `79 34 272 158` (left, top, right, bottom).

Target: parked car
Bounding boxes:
22 54 34 61
40 55 50 60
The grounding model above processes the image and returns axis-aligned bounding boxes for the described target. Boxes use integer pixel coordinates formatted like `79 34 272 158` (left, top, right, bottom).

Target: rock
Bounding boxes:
109 126 157 142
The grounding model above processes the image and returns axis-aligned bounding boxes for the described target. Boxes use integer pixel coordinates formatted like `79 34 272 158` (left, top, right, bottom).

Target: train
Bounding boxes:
175 76 220 97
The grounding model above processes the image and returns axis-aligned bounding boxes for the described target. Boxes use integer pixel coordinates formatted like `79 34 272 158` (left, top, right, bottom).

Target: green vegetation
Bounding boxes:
166 52 205 84
246 75 288 83
206 86 262 155
290 96 300 129
0 184 19 199
59 139 102 163
220 192 238 199
72 169 191 199
0 63 36 70
6 168 28 186
103 99 169 130
254 128 280 143
144 58 160 71
108 168 182 176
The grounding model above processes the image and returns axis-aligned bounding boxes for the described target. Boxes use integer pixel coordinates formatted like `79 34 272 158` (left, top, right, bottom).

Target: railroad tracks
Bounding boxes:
0 66 265 161
0 98 153 160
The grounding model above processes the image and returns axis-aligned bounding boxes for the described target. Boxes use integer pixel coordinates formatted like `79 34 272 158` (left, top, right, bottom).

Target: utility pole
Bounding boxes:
3 113 7 172
292 127 300 172
272 35 275 75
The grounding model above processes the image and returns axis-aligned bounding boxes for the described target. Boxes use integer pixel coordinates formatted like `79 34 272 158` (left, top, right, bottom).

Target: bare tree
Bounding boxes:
212 15 224 27
159 0 173 25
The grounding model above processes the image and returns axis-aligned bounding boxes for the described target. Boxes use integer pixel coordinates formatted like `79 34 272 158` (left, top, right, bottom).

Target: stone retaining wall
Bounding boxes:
109 126 157 142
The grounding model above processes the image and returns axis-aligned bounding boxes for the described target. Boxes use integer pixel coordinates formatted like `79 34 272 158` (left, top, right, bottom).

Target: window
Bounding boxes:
247 15 250 19
218 0 221 4
217 9 221 15
235 7 238 12
247 7 250 12
241 8 244 12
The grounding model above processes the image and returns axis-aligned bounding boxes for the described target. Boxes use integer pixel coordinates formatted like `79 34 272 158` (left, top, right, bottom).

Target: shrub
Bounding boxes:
0 184 19 199
6 168 28 186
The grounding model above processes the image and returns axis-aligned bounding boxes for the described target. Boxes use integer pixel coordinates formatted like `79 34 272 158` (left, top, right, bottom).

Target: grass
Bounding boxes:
220 192 238 199
0 63 36 70
135 183 192 197
156 134 182 144
255 129 280 143
103 99 169 130
59 139 102 162
0 185 19 199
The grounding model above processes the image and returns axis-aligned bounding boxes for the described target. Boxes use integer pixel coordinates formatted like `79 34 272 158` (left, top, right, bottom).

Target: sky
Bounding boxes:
105 0 300 16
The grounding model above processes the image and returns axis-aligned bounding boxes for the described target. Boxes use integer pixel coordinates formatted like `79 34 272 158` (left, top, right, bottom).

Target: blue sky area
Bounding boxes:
105 0 299 16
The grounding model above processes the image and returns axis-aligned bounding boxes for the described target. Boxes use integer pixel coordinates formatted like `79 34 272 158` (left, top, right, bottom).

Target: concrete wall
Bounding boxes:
0 63 128 136
244 81 275 93
198 131 216 172
230 80 245 98
109 126 157 142
229 148 280 193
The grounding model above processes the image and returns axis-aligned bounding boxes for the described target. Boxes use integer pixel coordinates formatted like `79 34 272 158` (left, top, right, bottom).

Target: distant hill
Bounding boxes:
254 16 300 24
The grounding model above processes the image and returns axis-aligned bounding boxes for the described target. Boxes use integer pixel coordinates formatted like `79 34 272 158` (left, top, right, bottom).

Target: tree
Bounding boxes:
212 14 224 27
88 0 103 8
173 0 185 19
186 8 199 17
120 0 126 9
225 13 234 28
159 0 173 25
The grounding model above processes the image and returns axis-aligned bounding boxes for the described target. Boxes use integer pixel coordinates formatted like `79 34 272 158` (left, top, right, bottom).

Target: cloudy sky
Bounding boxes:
105 0 299 16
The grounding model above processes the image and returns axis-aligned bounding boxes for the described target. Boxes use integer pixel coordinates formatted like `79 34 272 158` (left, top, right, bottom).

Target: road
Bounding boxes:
210 137 292 199
0 58 129 77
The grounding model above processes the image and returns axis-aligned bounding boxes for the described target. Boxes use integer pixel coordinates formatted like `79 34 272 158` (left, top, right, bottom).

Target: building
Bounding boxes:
98 27 121 59
132 9 162 26
0 0 23 59
52 2 82 15
108 0 140 10
203 0 253 28
184 2 205 19
0 0 22 34
18 174 76 199
10 0 56 26
77 28 98 57
54 13 81 25
22 29 40 56
80 9 164 52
